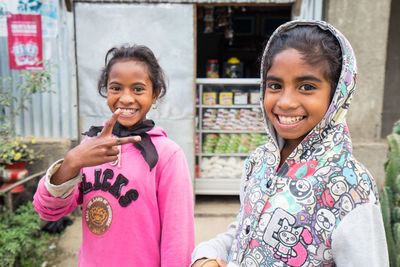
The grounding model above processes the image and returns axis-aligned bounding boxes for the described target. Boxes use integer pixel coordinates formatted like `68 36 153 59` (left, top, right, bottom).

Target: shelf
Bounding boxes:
194 178 241 195
197 153 250 157
195 79 262 196
200 129 265 133
196 78 260 85
197 104 260 108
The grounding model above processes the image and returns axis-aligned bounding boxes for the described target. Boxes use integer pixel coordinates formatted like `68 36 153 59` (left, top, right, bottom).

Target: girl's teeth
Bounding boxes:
121 109 135 115
278 116 303 124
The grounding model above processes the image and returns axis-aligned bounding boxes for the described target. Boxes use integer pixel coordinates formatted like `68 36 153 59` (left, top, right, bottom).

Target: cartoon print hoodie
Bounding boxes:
34 126 195 267
191 20 388 267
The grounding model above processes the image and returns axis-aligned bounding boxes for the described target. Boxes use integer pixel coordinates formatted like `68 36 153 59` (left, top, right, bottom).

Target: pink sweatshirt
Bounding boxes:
34 127 195 267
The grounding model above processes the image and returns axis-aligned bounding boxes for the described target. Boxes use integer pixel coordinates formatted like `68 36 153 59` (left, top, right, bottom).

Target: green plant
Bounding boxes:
0 136 38 164
0 201 58 267
380 120 400 267
0 64 53 165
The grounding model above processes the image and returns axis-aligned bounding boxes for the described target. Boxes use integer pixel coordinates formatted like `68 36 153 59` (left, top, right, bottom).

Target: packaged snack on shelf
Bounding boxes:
234 91 248 105
203 108 217 117
249 133 267 150
212 109 227 129
203 92 217 105
200 156 243 178
227 134 240 153
250 91 260 104
215 134 229 153
202 133 219 153
202 108 217 129
219 92 233 105
238 134 251 153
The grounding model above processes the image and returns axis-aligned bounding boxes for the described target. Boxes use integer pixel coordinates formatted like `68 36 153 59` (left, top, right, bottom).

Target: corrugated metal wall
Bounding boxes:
0 0 78 139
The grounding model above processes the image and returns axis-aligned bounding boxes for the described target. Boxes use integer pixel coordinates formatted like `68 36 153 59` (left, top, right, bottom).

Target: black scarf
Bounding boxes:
82 120 159 171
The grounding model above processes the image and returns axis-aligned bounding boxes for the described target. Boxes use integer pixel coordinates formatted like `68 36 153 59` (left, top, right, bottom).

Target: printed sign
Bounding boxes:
7 13 42 70
0 0 58 38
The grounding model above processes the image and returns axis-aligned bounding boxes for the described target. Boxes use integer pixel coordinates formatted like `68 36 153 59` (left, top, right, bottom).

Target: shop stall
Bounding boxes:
194 5 290 194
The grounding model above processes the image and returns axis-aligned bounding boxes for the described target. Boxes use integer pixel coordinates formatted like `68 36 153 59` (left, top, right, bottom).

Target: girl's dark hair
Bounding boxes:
262 25 342 99
98 44 167 99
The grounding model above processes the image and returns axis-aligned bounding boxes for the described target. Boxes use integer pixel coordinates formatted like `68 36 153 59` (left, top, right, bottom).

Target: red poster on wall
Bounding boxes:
7 14 43 70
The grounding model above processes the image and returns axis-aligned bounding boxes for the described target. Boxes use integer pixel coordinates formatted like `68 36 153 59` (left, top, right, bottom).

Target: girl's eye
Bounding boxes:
267 83 281 90
133 87 144 93
109 86 120 91
299 84 316 91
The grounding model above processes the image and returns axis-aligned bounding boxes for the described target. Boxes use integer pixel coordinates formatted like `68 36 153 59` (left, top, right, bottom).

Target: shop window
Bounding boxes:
196 5 292 78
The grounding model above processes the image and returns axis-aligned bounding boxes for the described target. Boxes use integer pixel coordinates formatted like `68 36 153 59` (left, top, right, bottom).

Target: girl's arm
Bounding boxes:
33 110 140 221
157 148 195 267
190 156 250 266
331 202 389 267
191 165 249 266
33 159 82 221
191 221 238 266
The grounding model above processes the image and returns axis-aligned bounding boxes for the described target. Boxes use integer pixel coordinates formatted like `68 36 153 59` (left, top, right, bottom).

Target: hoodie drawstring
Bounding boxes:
110 145 121 168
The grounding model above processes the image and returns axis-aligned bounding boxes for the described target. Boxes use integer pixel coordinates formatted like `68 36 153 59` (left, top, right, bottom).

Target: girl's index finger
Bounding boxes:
100 109 121 137
116 136 142 145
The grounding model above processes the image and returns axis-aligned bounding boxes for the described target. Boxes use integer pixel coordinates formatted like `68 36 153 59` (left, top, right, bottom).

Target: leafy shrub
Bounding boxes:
0 64 53 167
0 201 57 267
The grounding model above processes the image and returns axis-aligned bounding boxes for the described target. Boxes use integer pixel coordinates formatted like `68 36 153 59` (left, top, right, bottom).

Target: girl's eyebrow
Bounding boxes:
294 75 323 83
108 81 146 86
265 75 322 83
265 75 282 82
108 81 121 85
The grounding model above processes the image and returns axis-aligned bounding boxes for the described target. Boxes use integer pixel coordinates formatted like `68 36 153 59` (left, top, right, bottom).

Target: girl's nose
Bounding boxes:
277 89 298 109
119 89 135 104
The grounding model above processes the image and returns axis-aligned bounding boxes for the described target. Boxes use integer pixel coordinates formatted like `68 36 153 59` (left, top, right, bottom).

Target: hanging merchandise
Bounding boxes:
215 7 228 28
225 27 234 44
7 13 43 70
223 57 243 78
224 7 234 45
203 6 214 34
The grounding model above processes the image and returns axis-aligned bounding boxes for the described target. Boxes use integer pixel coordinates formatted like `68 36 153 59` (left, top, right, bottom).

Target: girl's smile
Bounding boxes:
276 115 304 125
119 108 138 118
107 60 157 128
264 48 331 148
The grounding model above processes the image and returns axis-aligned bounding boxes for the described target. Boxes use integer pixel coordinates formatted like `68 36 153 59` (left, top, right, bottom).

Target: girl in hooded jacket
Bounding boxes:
33 44 194 266
191 20 388 267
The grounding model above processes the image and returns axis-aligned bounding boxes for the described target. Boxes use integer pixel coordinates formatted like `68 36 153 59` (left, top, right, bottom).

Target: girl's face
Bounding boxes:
107 60 157 128
264 48 331 147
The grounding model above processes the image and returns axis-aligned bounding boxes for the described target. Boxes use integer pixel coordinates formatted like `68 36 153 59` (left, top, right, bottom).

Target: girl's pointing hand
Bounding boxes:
50 109 141 185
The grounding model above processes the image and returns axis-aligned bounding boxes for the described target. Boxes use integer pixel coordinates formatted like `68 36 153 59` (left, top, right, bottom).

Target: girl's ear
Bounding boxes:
152 88 161 104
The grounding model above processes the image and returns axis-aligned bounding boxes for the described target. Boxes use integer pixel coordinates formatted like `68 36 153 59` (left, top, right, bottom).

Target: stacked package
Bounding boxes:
202 108 264 131
202 133 219 153
200 156 243 178
202 133 267 154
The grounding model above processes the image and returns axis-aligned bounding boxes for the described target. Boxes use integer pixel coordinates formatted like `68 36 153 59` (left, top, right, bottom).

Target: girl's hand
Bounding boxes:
192 257 227 267
191 259 207 267
50 109 141 185
216 256 227 267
